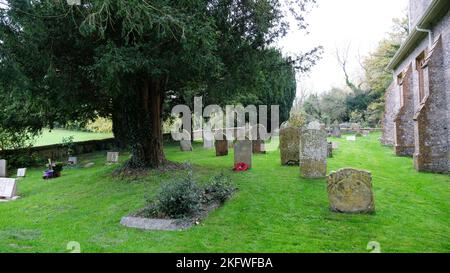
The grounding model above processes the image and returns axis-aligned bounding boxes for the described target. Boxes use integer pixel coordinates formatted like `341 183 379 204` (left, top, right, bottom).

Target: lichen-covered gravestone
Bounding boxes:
215 132 228 156
0 160 6 177
180 130 193 152
0 178 18 200
327 168 375 214
279 123 300 165
234 140 252 168
299 125 327 178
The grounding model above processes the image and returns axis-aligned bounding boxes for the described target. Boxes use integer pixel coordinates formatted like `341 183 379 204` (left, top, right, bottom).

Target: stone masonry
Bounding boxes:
394 65 416 156
386 0 449 173
380 81 400 146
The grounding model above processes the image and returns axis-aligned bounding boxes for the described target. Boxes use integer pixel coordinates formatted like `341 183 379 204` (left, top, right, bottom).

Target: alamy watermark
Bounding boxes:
171 96 280 142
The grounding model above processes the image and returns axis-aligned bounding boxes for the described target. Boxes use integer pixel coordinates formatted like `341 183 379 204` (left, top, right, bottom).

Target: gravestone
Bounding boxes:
0 160 6 177
252 124 267 154
362 130 370 137
346 135 356 141
17 168 27 178
180 130 193 152
234 140 252 168
279 123 300 165
214 132 228 156
327 142 333 158
327 168 375 214
107 152 119 163
0 178 17 200
299 126 327 178
332 122 341 138
203 130 214 150
68 157 78 165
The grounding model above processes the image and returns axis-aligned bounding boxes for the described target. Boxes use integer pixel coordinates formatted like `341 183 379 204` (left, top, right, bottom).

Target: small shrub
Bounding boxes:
203 173 236 204
62 136 75 156
154 173 203 218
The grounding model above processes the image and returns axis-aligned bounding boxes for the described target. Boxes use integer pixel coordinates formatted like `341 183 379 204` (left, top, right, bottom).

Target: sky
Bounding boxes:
278 0 409 97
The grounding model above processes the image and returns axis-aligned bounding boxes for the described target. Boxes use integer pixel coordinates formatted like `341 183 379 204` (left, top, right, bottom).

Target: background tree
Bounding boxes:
0 0 320 170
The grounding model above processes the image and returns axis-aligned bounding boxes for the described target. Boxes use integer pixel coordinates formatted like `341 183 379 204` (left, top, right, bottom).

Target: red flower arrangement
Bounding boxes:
233 162 249 172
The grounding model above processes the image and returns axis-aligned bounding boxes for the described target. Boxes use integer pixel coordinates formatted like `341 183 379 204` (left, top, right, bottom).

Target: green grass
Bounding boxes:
0 132 449 253
33 129 113 147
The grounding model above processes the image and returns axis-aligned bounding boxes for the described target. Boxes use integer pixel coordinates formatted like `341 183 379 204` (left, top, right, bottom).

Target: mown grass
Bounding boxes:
0 132 448 253
33 129 113 147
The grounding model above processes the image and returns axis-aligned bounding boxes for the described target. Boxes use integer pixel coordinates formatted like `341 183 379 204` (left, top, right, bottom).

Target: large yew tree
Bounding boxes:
0 0 318 169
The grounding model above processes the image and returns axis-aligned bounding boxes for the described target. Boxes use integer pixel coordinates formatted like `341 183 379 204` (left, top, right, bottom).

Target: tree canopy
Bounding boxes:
0 0 320 168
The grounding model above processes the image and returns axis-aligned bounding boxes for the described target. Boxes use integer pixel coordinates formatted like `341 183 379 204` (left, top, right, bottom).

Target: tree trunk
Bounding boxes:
112 76 167 169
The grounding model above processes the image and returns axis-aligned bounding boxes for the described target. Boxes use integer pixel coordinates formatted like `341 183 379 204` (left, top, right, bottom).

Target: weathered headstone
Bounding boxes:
203 130 215 150
0 178 17 200
332 122 341 138
214 132 228 156
299 126 327 178
68 157 78 165
327 168 375 214
180 130 193 152
327 142 333 158
234 140 252 168
0 160 6 177
346 135 356 141
107 152 119 163
17 168 27 178
251 124 267 154
362 130 370 137
279 123 300 165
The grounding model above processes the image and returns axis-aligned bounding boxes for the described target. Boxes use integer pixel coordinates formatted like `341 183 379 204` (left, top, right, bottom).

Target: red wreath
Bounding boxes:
233 162 249 172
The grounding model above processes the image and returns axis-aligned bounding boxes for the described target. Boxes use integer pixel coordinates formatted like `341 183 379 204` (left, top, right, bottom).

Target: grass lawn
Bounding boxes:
33 129 113 147
0 132 449 253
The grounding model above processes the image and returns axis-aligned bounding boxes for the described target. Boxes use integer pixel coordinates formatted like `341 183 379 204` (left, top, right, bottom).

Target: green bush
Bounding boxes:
3 152 43 168
145 172 236 219
203 173 237 204
154 173 203 218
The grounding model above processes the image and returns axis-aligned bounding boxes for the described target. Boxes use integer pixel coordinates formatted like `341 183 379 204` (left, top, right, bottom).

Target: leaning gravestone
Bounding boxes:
215 132 228 157
0 160 6 177
0 178 18 200
107 152 119 163
234 140 252 168
180 130 193 152
299 124 327 178
327 168 375 214
17 168 27 178
279 122 300 165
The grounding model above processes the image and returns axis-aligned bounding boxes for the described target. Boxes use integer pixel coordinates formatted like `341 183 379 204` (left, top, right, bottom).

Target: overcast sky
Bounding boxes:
278 0 409 97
